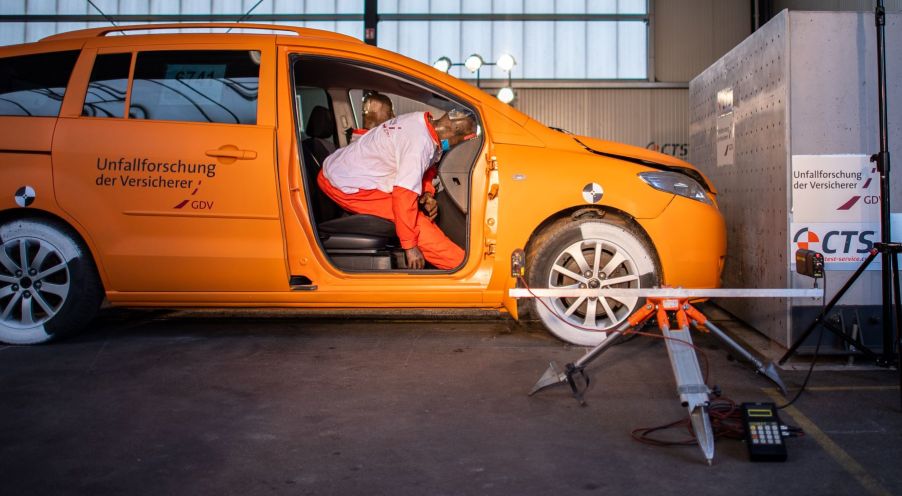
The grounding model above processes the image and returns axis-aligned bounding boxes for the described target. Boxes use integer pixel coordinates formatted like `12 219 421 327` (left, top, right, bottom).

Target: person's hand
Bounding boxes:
419 192 438 221
405 247 425 269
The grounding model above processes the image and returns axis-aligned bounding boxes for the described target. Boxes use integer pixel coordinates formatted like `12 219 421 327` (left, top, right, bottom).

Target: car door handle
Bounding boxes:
205 146 257 160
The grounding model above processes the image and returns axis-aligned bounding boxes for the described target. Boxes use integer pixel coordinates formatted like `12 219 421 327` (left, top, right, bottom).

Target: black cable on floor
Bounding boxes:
778 271 828 410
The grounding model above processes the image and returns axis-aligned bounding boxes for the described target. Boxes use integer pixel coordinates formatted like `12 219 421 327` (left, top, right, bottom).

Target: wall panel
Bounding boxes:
515 88 689 152
654 0 751 82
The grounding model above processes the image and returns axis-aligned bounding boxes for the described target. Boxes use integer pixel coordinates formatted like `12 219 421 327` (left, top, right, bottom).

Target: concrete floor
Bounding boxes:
1 306 900 496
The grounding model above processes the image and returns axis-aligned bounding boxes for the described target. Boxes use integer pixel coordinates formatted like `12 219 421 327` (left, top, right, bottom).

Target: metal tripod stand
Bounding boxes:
528 296 788 465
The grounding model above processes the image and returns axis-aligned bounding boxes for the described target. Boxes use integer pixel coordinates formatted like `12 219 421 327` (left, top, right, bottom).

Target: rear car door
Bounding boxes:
53 41 286 292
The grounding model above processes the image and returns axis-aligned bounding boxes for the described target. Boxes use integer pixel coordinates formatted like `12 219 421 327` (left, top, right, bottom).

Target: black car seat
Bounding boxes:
301 106 342 222
300 105 398 256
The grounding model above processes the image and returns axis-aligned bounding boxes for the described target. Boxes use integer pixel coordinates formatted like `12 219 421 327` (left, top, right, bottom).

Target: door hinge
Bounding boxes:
485 240 496 256
289 275 317 291
486 155 499 199
488 183 499 200
486 154 498 174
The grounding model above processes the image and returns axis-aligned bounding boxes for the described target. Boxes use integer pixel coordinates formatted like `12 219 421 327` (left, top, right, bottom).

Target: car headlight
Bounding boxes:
638 171 712 205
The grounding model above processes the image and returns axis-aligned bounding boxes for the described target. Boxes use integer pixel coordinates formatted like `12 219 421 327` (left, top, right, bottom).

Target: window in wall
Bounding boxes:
0 50 79 117
129 50 260 125
378 0 647 14
256 1 364 40
377 0 648 80
82 53 131 118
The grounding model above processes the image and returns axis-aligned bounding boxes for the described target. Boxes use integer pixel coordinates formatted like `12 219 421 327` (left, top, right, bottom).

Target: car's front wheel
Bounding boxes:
527 216 659 346
0 218 103 344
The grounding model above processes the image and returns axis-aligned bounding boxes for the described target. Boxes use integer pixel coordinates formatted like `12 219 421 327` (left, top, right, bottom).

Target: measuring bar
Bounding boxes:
508 288 823 298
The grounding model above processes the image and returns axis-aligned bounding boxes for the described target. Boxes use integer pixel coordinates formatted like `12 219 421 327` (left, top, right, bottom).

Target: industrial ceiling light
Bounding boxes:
464 54 484 73
433 56 452 73
435 53 517 96
496 53 516 72
497 87 515 104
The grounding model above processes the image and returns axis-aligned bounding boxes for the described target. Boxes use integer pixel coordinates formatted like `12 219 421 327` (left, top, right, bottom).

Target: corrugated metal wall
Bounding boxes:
515 88 689 152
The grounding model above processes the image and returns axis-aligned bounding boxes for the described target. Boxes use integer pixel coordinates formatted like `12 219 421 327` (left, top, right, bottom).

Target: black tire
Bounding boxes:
527 216 659 345
0 218 103 344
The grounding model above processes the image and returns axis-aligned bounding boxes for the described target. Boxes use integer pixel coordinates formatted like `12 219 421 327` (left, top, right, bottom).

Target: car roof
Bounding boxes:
39 22 362 44
12 22 537 131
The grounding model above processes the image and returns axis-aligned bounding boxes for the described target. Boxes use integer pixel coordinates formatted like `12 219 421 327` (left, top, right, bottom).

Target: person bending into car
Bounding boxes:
349 92 395 143
319 110 477 270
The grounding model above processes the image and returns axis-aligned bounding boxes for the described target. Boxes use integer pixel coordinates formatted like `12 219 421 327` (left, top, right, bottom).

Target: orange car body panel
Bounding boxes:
0 25 726 318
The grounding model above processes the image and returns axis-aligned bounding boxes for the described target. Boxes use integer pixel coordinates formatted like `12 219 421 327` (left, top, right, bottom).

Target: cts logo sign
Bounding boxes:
792 227 820 250
792 227 876 254
646 142 688 158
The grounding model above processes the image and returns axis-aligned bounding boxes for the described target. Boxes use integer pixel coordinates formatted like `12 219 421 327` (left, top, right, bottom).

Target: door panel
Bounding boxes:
53 46 286 292
54 118 285 292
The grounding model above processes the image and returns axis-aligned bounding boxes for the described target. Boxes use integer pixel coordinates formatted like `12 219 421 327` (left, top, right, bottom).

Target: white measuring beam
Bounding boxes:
508 288 823 298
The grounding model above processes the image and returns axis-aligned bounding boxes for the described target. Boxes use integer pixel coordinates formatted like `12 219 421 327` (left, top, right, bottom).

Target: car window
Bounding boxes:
348 89 444 129
387 93 444 117
294 57 471 122
0 50 79 117
296 86 330 136
82 53 131 118
348 88 363 128
129 50 260 125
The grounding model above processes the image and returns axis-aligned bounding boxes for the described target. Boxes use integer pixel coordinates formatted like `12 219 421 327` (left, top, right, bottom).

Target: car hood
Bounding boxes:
571 134 717 194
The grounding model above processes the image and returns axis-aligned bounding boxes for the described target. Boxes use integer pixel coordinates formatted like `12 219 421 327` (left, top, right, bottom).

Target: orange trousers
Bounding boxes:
318 171 465 270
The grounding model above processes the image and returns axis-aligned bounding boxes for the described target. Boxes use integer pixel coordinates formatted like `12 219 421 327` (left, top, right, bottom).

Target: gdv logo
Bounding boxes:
793 227 876 254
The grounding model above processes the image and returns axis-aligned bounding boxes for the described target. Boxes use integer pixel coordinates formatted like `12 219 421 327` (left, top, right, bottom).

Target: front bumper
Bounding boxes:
637 195 726 288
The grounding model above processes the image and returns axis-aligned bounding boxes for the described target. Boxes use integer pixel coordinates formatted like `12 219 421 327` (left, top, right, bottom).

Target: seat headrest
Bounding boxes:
306 106 334 139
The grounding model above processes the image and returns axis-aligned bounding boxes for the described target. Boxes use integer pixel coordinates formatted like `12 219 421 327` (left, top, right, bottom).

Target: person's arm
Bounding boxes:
391 185 420 248
390 186 425 269
419 166 439 220
392 131 436 268
421 166 437 195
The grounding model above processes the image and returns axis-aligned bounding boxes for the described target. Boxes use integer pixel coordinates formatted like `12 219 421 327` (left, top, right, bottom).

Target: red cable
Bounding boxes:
517 275 741 446
517 277 806 445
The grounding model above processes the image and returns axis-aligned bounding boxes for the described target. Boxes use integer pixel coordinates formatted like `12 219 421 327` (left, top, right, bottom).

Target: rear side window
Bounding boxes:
129 50 260 125
82 53 131 118
0 50 79 117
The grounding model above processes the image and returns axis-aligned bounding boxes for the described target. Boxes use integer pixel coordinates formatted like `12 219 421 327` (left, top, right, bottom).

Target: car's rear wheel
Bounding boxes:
527 216 659 346
0 219 103 344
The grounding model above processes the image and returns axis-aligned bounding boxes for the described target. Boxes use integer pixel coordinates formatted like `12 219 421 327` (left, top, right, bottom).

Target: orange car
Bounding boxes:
0 24 725 346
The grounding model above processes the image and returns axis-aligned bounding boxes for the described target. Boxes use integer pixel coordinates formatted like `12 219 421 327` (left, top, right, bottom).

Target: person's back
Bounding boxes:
324 112 438 196
319 110 475 270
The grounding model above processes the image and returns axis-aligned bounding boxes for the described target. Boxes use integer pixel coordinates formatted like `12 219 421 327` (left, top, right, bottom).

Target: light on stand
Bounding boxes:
464 54 484 73
434 53 518 106
433 57 452 73
497 87 515 104
496 53 516 72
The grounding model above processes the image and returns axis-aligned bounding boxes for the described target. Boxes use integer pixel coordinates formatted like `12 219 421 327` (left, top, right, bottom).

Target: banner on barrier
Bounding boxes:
790 155 882 270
